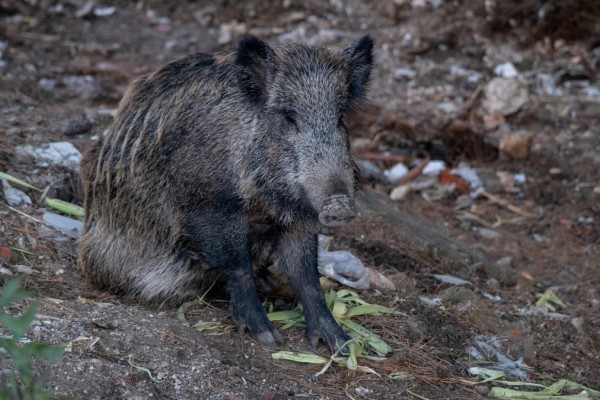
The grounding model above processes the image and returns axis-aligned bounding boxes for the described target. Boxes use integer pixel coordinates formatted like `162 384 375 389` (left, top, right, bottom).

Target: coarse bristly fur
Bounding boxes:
78 35 374 352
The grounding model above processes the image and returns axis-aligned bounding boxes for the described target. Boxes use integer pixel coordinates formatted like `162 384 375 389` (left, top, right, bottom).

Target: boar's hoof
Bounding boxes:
256 329 285 347
309 324 352 355
318 195 357 227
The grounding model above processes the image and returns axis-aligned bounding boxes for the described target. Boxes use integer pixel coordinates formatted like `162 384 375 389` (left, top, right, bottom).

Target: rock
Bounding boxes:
422 160 446 177
394 67 416 79
1 180 32 206
499 131 533 159
454 194 473 209
478 228 500 239
42 212 83 239
482 77 529 116
450 163 483 190
450 65 482 83
15 265 34 274
493 62 519 78
383 162 409 183
475 168 502 193
63 116 94 136
16 141 82 170
496 256 512 268
93 6 116 17
390 184 411 201
0 267 13 276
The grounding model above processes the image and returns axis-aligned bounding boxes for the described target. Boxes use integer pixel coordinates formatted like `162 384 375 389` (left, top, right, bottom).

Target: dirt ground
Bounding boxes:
1 1 599 399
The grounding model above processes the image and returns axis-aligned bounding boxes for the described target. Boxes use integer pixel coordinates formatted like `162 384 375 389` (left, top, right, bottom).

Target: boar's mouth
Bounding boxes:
318 194 357 227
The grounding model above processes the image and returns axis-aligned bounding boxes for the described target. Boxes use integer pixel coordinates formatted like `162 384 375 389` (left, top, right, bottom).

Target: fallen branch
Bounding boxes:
480 190 538 219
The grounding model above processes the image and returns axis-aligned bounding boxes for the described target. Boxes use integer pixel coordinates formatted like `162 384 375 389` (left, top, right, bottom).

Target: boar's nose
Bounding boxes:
318 194 356 227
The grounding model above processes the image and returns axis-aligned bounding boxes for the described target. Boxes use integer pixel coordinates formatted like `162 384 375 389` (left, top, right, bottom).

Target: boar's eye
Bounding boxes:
281 109 298 129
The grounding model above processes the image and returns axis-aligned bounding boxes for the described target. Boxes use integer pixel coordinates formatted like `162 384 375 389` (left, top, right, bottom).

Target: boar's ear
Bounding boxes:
236 35 276 106
342 35 374 108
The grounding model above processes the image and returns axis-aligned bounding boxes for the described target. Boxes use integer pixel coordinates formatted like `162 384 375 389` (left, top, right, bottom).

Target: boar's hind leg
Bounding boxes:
185 209 283 347
277 230 351 353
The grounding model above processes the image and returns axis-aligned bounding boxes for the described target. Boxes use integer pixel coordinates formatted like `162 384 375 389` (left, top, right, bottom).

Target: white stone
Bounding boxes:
17 142 81 171
422 160 446 177
383 162 409 183
389 185 411 201
1 180 32 206
494 62 519 78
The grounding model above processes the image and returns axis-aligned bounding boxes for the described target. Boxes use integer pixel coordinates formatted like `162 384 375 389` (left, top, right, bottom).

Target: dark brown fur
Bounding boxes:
78 35 374 351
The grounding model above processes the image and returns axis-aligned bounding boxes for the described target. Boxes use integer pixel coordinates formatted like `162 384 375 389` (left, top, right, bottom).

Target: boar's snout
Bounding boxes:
318 194 357 227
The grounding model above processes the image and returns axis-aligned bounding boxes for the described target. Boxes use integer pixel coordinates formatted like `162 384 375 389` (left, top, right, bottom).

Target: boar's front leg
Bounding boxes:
185 209 283 346
277 229 351 353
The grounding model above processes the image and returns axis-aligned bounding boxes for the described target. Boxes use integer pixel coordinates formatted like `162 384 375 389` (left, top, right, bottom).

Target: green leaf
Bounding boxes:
535 290 567 312
267 310 304 321
0 171 42 192
346 341 362 371
44 198 84 217
272 351 328 364
345 304 395 318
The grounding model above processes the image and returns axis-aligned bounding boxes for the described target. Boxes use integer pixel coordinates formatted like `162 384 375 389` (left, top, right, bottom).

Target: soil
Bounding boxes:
1 1 599 399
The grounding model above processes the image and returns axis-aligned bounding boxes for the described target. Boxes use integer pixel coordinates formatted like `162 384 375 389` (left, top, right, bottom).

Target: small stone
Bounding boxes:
15 265 34 274
93 6 116 17
482 77 529 116
422 160 446 177
383 162 409 183
0 267 13 276
63 116 94 136
499 131 534 159
389 184 411 201
494 62 519 78
394 67 416 79
496 256 512 268
454 194 473 209
475 168 502 193
549 167 562 175
476 385 491 396
16 141 82 171
1 180 32 206
42 212 83 239
478 227 500 239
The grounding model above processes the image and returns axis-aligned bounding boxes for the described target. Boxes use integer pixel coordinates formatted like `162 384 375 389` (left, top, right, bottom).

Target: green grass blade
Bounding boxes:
44 198 84 217
0 172 42 192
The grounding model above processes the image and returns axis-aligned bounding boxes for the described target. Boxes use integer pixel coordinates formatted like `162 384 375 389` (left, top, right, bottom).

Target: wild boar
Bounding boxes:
78 35 374 352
